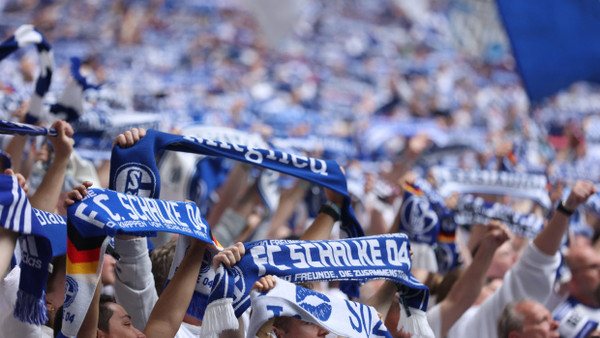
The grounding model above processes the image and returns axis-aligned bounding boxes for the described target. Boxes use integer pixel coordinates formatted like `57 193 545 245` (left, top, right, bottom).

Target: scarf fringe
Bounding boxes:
200 297 238 336
14 289 48 325
186 290 208 319
398 306 434 338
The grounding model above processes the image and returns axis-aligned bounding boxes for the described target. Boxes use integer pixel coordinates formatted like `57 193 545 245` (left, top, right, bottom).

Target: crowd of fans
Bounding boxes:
0 0 600 337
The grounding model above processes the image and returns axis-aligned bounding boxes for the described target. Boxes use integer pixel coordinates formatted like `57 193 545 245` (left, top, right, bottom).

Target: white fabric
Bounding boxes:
442 242 560 338
113 237 202 337
175 322 202 337
0 267 51 338
426 303 442 338
411 243 439 273
113 237 159 331
247 276 393 338
551 298 600 338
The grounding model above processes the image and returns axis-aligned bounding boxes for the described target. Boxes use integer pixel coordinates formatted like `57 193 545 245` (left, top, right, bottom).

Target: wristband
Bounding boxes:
556 201 574 216
319 201 341 221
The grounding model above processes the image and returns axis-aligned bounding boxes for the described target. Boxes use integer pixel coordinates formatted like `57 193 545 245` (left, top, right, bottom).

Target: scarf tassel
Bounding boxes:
14 289 48 325
200 297 238 336
186 290 208 319
398 305 434 338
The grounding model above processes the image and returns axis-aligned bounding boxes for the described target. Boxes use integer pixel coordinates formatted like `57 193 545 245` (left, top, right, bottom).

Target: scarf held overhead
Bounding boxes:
203 234 431 337
59 188 217 338
431 167 552 209
0 25 53 125
109 129 363 238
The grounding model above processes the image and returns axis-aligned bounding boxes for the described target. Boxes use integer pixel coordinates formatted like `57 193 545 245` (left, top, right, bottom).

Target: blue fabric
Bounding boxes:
497 0 600 102
109 129 364 238
207 234 429 319
0 174 53 325
0 25 53 125
67 187 214 241
0 120 57 136
397 184 440 245
454 194 543 239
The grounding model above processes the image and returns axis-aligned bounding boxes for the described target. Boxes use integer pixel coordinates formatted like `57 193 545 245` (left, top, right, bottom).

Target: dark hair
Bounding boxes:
98 294 117 333
272 316 292 332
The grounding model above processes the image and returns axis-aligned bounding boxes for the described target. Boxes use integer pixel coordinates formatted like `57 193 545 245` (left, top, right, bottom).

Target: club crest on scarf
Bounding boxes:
296 285 332 322
113 163 157 197
399 184 439 245
63 276 79 308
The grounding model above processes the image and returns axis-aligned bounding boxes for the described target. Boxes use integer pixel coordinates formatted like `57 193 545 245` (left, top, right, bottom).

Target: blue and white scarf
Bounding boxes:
157 125 277 215
553 296 599 338
431 167 552 209
0 25 53 125
49 57 101 123
109 129 363 238
0 174 64 325
71 108 163 161
0 119 57 136
59 188 218 338
453 194 544 239
248 276 392 338
203 234 432 337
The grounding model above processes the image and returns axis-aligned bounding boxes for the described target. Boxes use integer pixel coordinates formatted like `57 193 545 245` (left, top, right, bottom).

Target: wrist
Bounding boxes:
319 201 341 221
556 200 575 216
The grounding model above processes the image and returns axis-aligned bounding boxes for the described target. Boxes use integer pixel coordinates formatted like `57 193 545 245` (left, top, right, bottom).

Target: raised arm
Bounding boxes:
29 120 74 212
300 187 344 241
534 179 596 256
437 220 510 337
144 238 207 338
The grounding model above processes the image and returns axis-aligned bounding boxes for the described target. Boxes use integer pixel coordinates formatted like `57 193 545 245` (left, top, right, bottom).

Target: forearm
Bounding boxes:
364 279 397 319
4 135 27 173
144 242 205 338
533 211 569 256
29 155 70 212
0 228 18 277
78 278 102 338
300 213 336 241
439 246 495 336
206 164 249 226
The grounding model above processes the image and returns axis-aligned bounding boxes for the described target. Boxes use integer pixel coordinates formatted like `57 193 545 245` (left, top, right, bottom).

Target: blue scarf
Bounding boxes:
398 183 440 246
0 174 66 325
109 129 364 238
431 167 552 209
157 125 276 215
50 57 101 123
0 119 57 136
59 187 217 337
0 25 53 125
202 234 431 337
454 194 543 239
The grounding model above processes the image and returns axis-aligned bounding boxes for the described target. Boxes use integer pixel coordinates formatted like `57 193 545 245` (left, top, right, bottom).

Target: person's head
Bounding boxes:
487 241 518 279
46 254 66 328
272 316 330 338
97 295 146 338
566 244 600 307
498 300 558 338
